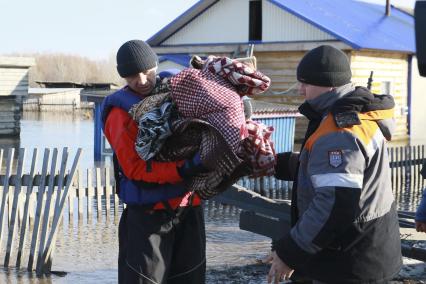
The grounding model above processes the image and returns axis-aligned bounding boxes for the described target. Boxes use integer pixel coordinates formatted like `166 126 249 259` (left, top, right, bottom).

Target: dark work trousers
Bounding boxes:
118 204 206 284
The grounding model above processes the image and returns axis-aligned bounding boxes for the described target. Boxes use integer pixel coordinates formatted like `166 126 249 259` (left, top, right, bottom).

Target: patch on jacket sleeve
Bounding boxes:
328 150 343 168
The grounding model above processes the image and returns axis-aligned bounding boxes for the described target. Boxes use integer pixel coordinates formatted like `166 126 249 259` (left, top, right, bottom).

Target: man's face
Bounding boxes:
298 82 334 101
125 67 157 96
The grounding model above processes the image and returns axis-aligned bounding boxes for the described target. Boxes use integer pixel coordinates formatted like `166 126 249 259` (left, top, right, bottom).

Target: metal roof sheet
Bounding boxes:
251 100 300 118
159 54 192 67
148 0 414 53
269 0 414 52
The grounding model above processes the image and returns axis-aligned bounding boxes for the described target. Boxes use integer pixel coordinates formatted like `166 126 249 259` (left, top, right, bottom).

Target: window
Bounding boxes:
249 0 262 41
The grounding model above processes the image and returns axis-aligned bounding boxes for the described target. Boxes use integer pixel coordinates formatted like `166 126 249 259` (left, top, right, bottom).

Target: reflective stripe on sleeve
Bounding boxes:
311 173 363 189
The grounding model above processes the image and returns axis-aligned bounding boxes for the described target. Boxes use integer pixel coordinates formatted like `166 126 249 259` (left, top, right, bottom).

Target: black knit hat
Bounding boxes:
297 45 351 87
116 40 158 78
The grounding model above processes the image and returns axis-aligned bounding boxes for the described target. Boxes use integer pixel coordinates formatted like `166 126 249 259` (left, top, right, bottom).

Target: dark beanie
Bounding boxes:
116 40 158 78
297 45 351 87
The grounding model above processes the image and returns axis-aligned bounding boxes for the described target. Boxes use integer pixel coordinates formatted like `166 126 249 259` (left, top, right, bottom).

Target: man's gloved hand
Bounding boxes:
274 152 299 181
177 152 207 179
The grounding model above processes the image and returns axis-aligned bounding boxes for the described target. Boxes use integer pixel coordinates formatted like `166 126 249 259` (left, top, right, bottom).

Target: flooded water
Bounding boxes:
0 111 424 283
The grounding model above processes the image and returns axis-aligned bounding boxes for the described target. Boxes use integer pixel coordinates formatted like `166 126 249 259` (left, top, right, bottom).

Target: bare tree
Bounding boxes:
22 53 123 87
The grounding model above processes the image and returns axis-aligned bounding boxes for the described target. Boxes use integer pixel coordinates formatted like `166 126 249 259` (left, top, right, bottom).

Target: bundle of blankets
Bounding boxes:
129 55 276 199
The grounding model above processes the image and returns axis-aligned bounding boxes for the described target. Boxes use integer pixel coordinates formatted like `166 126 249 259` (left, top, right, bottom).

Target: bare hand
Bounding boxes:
416 221 426 233
266 251 294 284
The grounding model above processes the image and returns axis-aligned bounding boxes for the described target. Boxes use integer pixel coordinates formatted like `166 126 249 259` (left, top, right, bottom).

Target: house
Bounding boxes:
148 0 424 143
0 56 35 136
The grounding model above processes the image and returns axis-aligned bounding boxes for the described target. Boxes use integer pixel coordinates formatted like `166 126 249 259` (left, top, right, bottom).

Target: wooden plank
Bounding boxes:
112 168 119 216
40 148 81 274
407 146 413 194
77 170 84 219
16 149 38 268
413 146 418 194
68 170 74 221
239 211 290 240
36 148 58 273
390 147 395 190
399 147 403 195
95 168 102 218
417 145 421 192
404 146 409 195
27 148 50 271
0 148 15 256
87 169 93 220
422 145 425 190
212 184 291 220
53 148 69 218
0 173 85 187
4 148 25 267
105 168 111 216
0 57 35 67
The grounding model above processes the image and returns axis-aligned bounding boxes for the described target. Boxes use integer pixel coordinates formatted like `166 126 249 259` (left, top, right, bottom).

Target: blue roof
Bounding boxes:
269 0 414 52
148 0 414 53
159 54 192 67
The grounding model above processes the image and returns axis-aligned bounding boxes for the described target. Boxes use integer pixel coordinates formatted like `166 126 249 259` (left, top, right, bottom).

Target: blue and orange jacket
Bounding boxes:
101 80 200 209
274 85 402 283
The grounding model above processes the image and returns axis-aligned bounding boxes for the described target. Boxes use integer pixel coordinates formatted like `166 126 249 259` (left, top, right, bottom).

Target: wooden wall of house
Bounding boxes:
254 51 307 143
410 56 426 144
253 50 410 143
349 50 409 141
0 57 34 97
0 57 34 136
0 96 21 136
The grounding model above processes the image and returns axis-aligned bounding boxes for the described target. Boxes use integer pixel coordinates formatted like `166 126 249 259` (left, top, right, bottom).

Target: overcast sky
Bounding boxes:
0 0 416 60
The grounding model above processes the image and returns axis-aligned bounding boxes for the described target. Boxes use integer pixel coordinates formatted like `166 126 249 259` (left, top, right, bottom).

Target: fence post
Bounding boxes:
95 168 102 218
54 148 69 219
4 148 26 266
77 170 84 219
16 149 38 268
105 168 111 217
28 149 50 271
0 149 15 256
40 148 81 274
36 148 59 273
87 168 93 221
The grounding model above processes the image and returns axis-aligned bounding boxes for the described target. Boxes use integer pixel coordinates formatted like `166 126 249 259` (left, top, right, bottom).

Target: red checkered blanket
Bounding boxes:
170 68 247 152
238 120 276 178
192 55 271 97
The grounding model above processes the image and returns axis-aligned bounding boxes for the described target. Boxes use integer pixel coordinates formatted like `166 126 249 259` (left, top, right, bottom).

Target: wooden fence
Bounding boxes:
2 145 425 225
389 145 425 211
0 148 81 276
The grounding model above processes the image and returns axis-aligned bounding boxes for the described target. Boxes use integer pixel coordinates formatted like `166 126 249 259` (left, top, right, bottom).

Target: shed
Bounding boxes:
250 99 299 153
25 88 83 111
148 0 419 143
0 56 35 136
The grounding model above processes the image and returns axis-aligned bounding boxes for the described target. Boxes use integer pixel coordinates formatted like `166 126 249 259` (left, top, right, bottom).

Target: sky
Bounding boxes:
0 0 417 61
